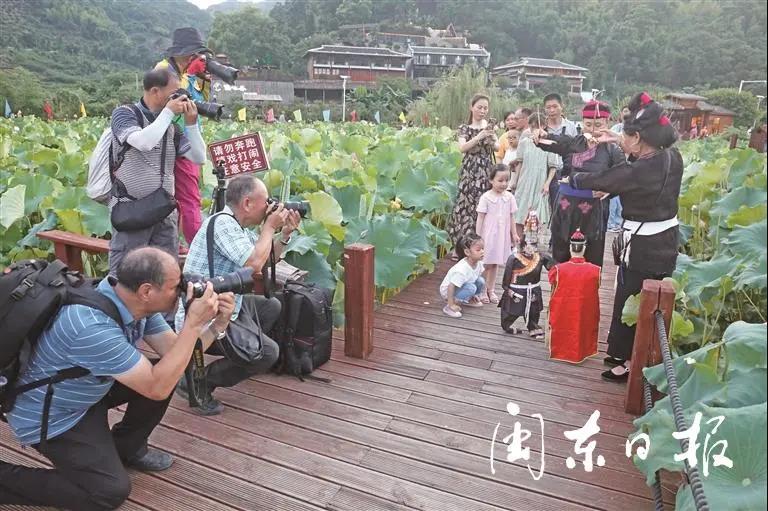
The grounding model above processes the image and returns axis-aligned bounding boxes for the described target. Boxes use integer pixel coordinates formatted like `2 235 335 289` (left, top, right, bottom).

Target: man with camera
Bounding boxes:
0 247 235 511
108 68 206 276
155 27 217 246
174 174 301 415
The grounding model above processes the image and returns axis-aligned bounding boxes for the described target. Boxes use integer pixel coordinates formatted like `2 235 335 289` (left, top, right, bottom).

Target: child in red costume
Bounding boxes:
546 229 601 363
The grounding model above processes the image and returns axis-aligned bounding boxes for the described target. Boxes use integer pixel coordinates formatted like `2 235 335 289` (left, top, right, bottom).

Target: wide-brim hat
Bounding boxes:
166 27 210 57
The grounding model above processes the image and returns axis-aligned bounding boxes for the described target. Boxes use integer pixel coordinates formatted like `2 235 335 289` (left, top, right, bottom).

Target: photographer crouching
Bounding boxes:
174 174 301 415
0 247 234 511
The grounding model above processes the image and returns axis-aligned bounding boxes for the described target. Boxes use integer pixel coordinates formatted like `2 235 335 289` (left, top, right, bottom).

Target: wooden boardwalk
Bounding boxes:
1 238 676 510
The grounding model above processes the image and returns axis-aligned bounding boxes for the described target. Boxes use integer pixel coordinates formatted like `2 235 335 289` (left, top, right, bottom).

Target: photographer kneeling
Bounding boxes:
175 174 301 415
0 247 234 511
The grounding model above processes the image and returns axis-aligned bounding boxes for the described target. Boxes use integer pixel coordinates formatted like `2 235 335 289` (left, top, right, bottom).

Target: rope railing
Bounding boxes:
625 279 710 510
653 309 710 511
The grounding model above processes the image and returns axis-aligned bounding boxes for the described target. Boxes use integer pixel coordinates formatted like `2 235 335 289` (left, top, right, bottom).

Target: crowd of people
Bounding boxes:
0 27 302 510
1 24 686 510
443 90 684 379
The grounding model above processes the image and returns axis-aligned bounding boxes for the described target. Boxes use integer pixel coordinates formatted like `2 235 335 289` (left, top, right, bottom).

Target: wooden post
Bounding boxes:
344 243 374 359
625 279 676 415
729 134 738 150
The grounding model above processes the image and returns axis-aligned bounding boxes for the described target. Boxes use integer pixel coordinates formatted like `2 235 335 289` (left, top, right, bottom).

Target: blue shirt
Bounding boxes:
175 206 257 329
8 279 170 446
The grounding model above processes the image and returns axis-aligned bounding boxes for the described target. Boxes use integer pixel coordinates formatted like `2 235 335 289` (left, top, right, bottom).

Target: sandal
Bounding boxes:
528 328 545 340
462 296 484 308
488 291 500 304
479 294 491 304
504 326 525 335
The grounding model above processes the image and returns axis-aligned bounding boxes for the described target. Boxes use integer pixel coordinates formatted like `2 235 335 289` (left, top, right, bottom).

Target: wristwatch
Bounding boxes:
210 324 227 340
279 233 292 246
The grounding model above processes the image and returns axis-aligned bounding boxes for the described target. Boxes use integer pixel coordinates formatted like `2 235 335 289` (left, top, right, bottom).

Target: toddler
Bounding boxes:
440 234 486 318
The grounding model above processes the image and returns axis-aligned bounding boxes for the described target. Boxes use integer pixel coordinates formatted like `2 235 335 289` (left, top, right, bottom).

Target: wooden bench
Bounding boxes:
36 230 186 272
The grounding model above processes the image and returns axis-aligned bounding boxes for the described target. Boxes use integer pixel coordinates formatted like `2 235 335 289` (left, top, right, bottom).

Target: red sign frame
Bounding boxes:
207 132 270 178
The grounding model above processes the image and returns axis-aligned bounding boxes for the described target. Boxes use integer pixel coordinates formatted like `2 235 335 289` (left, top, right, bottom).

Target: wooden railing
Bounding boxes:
625 279 675 415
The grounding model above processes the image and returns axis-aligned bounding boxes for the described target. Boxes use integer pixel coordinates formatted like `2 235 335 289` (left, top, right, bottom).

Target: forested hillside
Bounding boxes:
1 0 766 116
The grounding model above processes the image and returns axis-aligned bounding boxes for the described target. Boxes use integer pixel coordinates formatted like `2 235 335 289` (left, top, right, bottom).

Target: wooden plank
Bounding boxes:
208 383 654 510
156 404 509 511
331 346 636 429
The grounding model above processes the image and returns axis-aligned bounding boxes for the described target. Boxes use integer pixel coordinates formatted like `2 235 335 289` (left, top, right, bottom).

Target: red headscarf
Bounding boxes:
582 100 611 119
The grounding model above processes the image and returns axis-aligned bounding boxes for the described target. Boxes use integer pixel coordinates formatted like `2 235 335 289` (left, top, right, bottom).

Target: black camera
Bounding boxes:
206 59 238 85
267 197 309 218
170 88 224 121
180 267 255 299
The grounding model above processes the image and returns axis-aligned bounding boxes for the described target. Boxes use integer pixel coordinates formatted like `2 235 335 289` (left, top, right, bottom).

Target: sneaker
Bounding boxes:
442 305 462 318
176 378 224 416
125 448 174 472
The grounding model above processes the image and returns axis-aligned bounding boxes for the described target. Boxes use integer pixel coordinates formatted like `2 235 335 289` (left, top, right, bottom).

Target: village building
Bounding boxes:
492 57 588 94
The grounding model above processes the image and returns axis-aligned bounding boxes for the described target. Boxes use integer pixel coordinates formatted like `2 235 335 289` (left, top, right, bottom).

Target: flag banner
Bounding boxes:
399 111 406 123
79 102 87 118
292 110 302 122
322 109 331 122
278 113 286 122
266 108 275 123
4 100 11 118
374 111 381 124
350 110 357 122
238 107 247 121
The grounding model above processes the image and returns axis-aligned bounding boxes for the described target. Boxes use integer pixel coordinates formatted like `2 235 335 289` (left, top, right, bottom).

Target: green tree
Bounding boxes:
702 88 763 128
209 7 292 70
0 68 45 115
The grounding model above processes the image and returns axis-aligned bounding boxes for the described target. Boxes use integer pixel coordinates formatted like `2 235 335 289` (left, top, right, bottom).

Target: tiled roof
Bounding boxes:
305 45 410 58
408 45 489 57
666 92 708 101
493 57 588 72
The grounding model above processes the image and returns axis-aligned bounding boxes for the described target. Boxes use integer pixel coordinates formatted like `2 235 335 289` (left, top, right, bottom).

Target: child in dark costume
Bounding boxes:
499 210 553 338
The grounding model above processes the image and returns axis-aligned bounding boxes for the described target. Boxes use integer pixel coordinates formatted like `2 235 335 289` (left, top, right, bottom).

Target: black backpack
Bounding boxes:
0 259 123 447
272 281 334 382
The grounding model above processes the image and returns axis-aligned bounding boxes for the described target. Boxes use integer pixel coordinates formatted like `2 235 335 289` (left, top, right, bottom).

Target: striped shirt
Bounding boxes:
175 207 257 329
7 279 170 446
110 100 191 204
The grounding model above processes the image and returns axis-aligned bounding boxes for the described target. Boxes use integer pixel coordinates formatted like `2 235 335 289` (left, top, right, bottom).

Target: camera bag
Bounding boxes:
110 110 178 232
0 259 123 448
272 280 334 382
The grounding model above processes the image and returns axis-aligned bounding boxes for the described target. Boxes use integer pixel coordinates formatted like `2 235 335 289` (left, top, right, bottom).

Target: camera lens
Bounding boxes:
194 100 224 121
206 59 238 85
283 201 309 218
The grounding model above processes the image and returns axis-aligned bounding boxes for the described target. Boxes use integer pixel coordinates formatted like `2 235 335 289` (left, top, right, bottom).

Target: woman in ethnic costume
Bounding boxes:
448 94 499 259
532 100 625 266
568 92 683 381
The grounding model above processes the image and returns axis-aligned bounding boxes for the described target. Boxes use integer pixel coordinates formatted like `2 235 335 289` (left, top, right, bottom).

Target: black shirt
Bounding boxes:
540 134 625 178
570 148 683 222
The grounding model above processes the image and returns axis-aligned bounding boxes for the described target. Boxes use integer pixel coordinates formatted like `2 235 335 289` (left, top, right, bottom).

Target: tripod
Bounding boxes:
183 160 227 409
210 160 227 215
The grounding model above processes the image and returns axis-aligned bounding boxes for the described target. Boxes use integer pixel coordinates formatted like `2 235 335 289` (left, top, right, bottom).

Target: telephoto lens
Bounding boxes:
267 198 310 218
170 88 224 121
180 267 256 299
206 59 238 85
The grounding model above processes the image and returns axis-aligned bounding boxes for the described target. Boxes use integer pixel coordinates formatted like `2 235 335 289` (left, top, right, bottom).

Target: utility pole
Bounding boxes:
340 75 350 122
739 80 767 93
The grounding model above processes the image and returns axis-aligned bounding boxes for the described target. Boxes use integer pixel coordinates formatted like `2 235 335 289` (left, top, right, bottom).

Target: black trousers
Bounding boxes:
502 310 541 332
607 266 669 360
0 380 171 511
204 294 281 389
